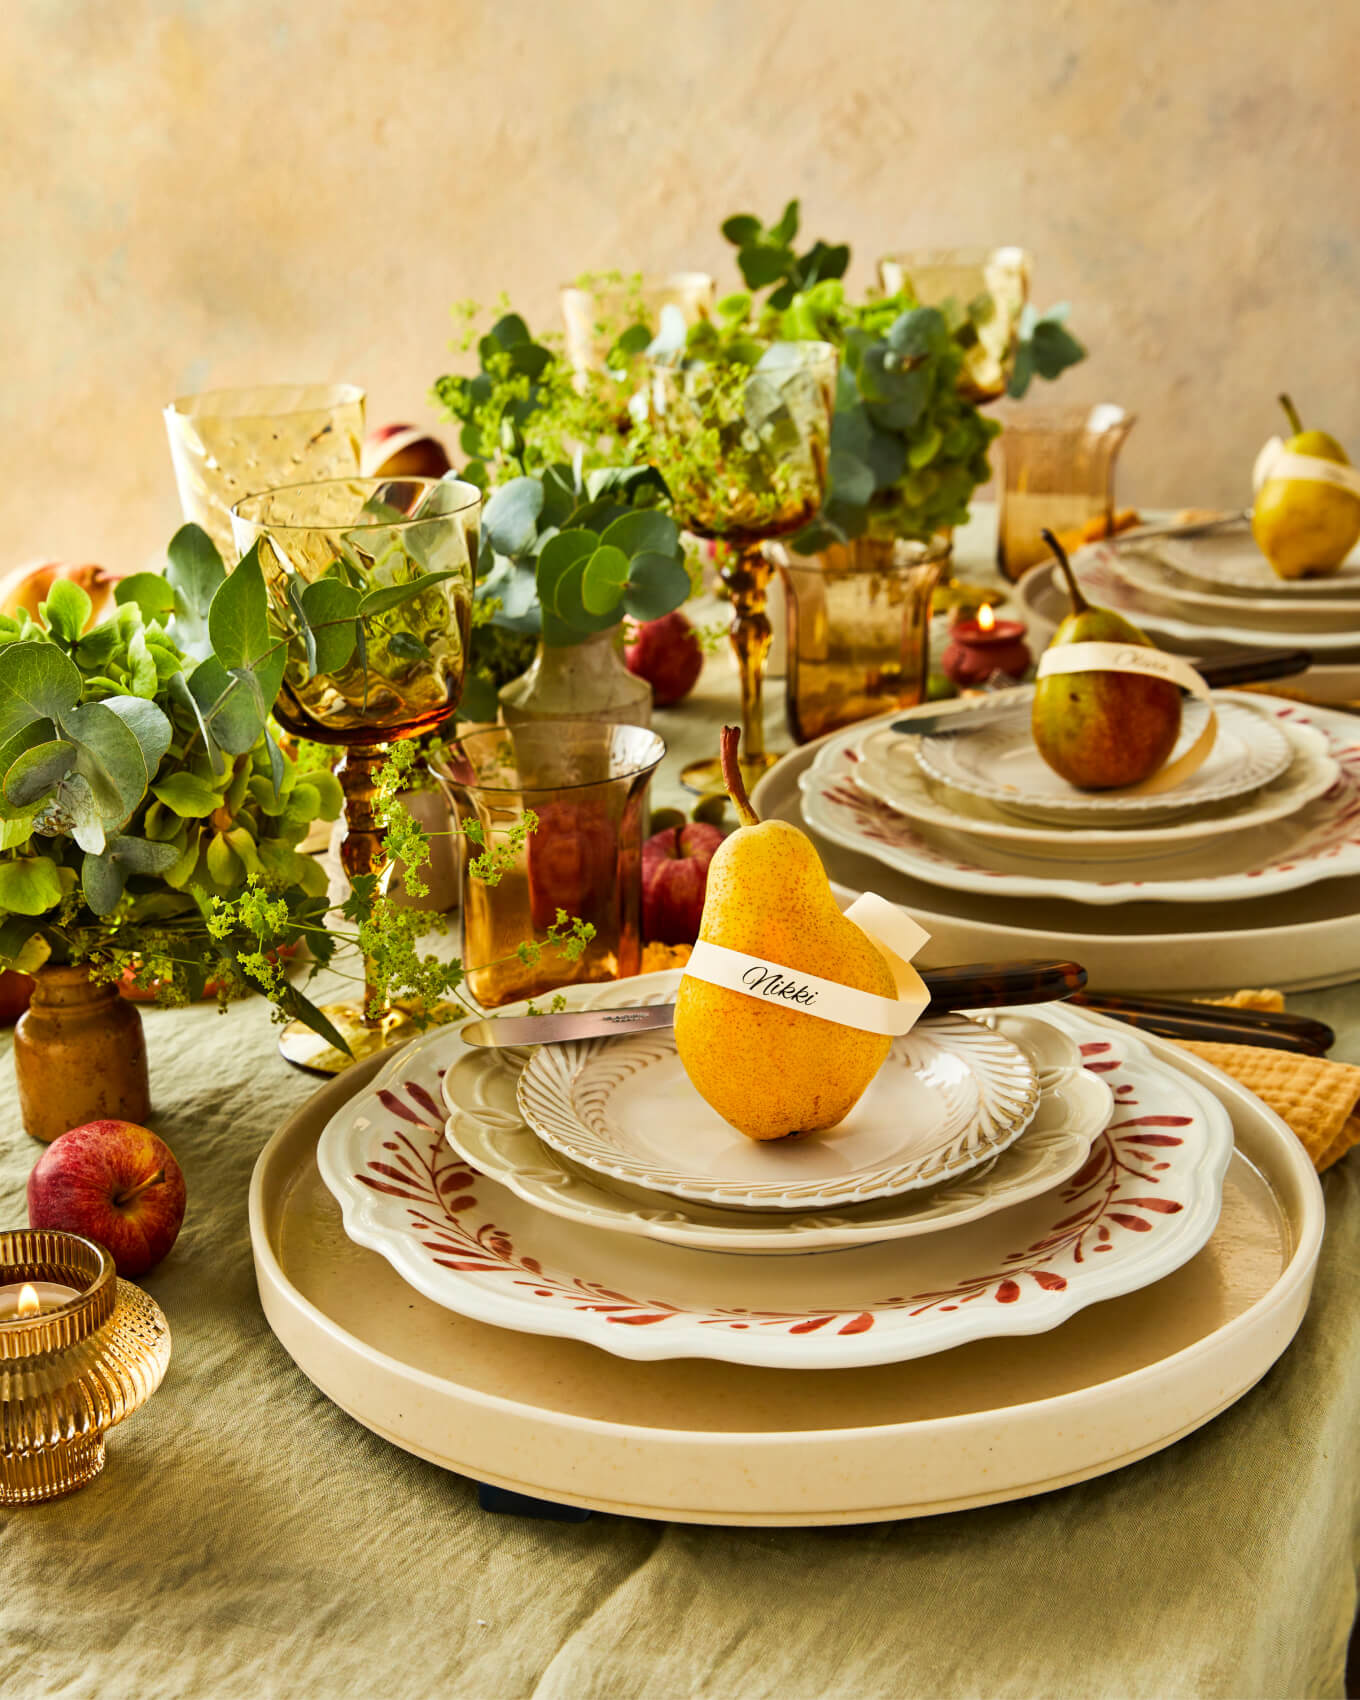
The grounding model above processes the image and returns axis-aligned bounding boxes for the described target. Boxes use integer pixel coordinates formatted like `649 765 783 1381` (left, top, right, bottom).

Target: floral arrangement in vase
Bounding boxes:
0 524 593 1135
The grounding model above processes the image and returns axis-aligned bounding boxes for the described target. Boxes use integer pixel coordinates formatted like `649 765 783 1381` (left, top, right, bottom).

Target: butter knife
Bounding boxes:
891 648 1314 738
458 959 1087 1049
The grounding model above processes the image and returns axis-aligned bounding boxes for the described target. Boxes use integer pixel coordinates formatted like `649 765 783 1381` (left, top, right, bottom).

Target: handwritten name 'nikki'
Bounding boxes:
741 965 818 1006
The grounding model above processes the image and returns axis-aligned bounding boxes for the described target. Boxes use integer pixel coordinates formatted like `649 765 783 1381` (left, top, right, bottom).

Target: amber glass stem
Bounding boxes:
337 747 386 1027
718 542 773 764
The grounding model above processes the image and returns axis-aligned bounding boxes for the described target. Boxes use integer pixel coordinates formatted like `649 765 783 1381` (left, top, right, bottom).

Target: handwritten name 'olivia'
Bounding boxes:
740 965 819 1007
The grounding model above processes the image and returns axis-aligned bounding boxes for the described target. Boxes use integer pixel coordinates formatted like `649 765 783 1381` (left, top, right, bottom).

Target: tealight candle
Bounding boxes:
940 603 1032 688
0 1280 79 1319
0 1229 170 1505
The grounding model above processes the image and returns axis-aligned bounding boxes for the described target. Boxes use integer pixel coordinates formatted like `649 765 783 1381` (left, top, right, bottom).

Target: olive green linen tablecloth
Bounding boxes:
5 513 1360 1700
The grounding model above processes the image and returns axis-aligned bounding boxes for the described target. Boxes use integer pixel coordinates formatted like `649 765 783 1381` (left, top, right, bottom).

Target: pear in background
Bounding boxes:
1253 394 1360 579
674 728 895 1141
1031 530 1180 790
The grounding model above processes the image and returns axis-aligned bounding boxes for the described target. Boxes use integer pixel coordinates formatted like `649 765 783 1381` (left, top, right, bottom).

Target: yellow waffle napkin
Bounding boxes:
1176 1041 1360 1171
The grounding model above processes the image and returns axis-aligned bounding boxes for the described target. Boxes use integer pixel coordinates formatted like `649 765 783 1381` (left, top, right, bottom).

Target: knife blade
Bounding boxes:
458 959 1087 1049
891 648 1314 738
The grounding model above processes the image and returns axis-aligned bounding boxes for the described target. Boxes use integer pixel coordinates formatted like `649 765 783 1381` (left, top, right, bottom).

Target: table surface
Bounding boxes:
4 507 1359 1700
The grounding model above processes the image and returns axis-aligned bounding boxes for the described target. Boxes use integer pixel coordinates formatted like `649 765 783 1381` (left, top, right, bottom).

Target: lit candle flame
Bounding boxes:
17 1284 40 1318
977 603 996 633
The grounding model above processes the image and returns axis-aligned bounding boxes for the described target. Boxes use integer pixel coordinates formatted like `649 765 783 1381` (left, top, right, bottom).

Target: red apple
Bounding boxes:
0 969 33 1026
642 821 726 944
28 1121 186 1278
625 611 704 707
526 800 618 931
361 424 452 480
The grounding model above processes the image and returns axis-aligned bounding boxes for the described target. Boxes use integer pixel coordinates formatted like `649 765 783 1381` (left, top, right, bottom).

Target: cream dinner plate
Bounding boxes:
442 995 1112 1253
314 993 1234 1370
799 698 1360 907
514 1013 1039 1211
1110 547 1360 628
849 714 1337 860
1017 550 1360 657
911 696 1291 825
1153 526 1360 598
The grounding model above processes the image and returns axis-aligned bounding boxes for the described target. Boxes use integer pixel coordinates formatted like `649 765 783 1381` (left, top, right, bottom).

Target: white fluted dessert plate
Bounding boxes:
515 1013 1039 1211
798 696 1360 906
912 696 1291 824
848 713 1337 858
442 997 1111 1252
314 997 1233 1369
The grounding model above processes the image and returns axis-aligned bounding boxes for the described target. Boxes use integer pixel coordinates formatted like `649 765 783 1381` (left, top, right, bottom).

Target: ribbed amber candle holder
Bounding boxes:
0 1230 171 1505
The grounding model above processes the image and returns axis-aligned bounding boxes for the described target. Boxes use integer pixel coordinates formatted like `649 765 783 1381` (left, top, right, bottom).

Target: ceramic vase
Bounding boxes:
499 629 652 729
14 967 151 1144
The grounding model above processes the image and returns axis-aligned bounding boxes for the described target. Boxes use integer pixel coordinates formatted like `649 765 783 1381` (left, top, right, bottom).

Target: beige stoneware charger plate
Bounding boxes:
850 713 1337 860
314 987 1231 1371
513 1012 1039 1211
251 1002 1323 1523
911 696 1291 824
442 986 1111 1253
753 728 1360 993
799 697 1360 906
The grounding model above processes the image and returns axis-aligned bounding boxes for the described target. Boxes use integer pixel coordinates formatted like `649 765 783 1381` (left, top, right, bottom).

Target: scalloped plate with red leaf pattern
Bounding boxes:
316 995 1233 1369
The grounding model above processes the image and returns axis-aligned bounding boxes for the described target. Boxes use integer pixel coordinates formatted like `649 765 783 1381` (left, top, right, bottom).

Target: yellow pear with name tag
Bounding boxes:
674 727 896 1141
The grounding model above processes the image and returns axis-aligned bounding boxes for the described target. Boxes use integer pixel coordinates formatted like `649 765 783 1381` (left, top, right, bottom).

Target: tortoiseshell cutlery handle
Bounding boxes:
1075 992 1333 1056
1195 649 1315 689
921 959 1087 1012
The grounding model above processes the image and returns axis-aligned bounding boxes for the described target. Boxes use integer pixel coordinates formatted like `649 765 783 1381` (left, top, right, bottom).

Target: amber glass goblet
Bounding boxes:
231 475 482 1071
876 248 1030 403
165 383 365 561
643 342 836 790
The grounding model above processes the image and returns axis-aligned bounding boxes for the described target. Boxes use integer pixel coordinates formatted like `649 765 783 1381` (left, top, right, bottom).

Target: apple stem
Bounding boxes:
113 1168 164 1209
720 725 760 828
1278 393 1304 436
1042 528 1088 615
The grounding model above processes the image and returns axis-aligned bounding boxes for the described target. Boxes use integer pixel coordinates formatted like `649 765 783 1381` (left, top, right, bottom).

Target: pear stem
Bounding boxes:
1278 394 1304 436
1042 528 1088 615
113 1168 164 1209
720 725 760 827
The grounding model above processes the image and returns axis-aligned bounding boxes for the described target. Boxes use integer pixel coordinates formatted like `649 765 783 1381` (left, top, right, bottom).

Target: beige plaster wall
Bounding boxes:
2 0 1357 572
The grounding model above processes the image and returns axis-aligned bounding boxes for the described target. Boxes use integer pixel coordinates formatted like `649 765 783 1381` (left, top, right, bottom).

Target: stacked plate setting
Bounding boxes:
316 970 1235 1370
1015 521 1360 660
797 688 1360 907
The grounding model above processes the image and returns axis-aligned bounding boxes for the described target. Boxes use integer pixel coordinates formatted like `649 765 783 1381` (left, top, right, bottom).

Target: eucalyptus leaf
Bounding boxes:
0 914 49 973
187 657 267 756
107 834 184 876
0 643 82 742
169 670 223 776
152 771 223 818
299 579 361 673
0 718 56 786
481 477 544 560
827 448 876 509
0 856 65 917
167 523 227 618
579 545 631 617
3 739 76 807
264 730 285 803
622 552 693 623
81 850 126 916
40 578 93 643
599 509 679 559
207 541 271 671
356 569 462 619
60 700 148 820
114 573 177 624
